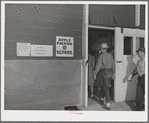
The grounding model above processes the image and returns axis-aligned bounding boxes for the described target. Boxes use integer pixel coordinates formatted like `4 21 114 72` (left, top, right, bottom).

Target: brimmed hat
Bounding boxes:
136 47 145 53
101 43 109 49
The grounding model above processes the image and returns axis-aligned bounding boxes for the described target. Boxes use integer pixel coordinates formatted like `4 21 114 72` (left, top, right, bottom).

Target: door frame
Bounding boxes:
81 4 89 107
82 24 115 107
81 4 116 107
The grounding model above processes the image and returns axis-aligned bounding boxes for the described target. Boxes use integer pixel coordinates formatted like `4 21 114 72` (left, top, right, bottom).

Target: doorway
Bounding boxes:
81 25 145 107
88 28 115 103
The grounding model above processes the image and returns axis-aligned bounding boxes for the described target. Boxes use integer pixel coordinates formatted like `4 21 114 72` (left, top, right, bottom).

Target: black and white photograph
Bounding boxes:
1 1 148 121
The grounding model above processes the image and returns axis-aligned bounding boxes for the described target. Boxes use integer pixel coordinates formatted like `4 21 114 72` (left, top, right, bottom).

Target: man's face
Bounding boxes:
138 51 144 59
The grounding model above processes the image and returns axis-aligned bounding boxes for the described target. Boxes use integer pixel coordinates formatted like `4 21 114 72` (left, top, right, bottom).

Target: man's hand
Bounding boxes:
94 75 97 80
128 74 133 82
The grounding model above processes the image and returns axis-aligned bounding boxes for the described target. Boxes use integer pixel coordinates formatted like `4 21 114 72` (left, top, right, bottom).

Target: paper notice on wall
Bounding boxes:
31 45 53 57
17 43 31 56
56 36 74 57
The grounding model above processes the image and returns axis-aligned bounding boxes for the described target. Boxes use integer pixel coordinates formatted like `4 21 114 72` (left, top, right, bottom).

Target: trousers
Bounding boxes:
94 71 103 88
102 68 113 103
136 74 145 111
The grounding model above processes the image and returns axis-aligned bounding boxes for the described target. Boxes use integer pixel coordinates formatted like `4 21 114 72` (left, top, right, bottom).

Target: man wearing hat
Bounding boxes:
94 43 115 110
128 47 145 111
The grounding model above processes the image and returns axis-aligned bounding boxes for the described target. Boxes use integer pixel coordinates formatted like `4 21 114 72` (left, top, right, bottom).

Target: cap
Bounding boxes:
136 47 145 52
101 43 109 49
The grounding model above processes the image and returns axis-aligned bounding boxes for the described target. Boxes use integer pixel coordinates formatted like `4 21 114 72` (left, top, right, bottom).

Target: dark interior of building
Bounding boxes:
88 28 115 101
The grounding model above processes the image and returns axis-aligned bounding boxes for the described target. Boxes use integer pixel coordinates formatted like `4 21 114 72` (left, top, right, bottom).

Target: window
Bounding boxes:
139 38 144 48
124 37 133 55
136 37 144 52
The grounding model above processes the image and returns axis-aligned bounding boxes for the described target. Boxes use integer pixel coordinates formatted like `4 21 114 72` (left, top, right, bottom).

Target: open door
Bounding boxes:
81 4 88 107
114 27 145 102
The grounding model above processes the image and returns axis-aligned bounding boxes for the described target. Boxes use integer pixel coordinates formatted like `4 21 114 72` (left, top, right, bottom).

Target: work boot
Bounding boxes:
102 102 111 110
106 102 111 110
100 97 106 104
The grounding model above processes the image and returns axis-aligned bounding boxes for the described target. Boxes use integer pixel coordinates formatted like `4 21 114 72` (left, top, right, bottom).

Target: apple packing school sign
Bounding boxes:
56 36 74 57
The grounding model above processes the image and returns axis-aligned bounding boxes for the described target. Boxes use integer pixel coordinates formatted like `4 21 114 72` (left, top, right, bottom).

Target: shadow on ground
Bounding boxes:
90 96 104 106
125 101 137 111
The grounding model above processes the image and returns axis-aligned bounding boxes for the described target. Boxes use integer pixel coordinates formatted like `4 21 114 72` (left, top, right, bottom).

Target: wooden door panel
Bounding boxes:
114 28 145 102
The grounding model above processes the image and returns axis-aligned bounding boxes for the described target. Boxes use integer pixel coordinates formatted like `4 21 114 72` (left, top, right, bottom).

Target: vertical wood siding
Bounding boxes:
140 5 145 29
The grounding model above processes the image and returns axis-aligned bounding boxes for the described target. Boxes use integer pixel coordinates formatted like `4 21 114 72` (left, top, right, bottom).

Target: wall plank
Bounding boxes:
5 25 82 37
5 16 82 31
140 5 145 29
6 33 82 43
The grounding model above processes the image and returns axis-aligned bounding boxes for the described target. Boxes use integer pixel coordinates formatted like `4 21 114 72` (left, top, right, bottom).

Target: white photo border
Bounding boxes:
1 1 148 121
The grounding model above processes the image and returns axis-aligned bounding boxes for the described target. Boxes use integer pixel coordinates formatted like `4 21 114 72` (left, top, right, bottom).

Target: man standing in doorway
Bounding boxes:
94 43 115 110
128 47 145 111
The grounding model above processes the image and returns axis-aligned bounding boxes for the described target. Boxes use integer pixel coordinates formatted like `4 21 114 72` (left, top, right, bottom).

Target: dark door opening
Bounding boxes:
88 28 115 102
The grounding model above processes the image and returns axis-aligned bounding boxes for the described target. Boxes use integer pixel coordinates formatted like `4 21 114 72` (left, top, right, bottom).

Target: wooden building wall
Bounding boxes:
89 5 136 28
5 4 83 60
5 4 83 110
